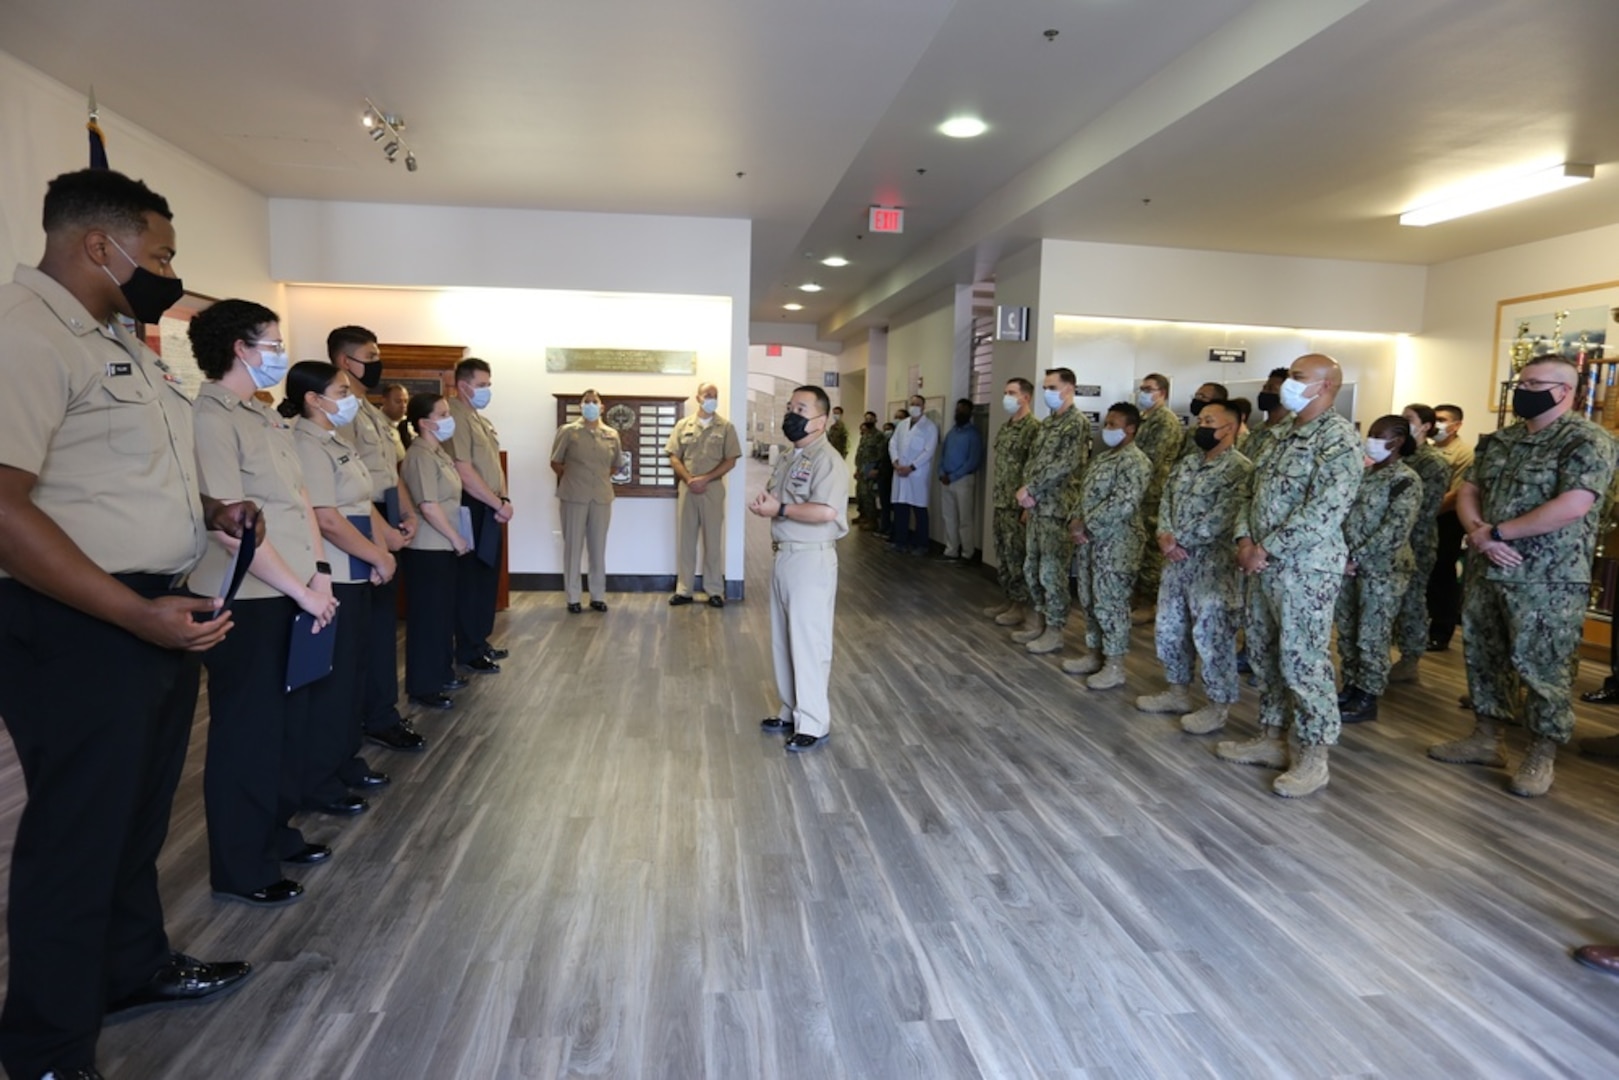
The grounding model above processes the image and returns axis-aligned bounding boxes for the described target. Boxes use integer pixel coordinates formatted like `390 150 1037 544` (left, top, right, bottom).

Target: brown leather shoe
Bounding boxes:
1574 945 1619 975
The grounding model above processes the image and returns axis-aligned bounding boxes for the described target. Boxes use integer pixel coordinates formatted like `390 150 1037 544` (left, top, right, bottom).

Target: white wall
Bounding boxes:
0 49 274 307
1407 223 1619 435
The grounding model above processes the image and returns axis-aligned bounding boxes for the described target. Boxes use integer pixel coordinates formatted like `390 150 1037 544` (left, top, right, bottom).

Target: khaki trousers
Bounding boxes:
675 481 726 596
560 499 612 603
939 472 979 557
770 546 838 738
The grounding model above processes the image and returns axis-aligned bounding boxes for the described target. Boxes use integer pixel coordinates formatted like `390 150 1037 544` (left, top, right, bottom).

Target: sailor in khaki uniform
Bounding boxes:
751 385 849 752
447 357 511 670
551 389 622 611
667 381 742 607
0 170 255 1080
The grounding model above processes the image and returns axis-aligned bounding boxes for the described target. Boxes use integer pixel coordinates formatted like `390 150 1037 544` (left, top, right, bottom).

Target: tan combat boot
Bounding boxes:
1180 702 1229 735
994 603 1028 627
1085 656 1127 690
1136 684 1192 714
1427 718 1506 767
1010 612 1046 644
1061 651 1102 676
1273 742 1330 798
1025 626 1065 655
984 600 1013 620
1508 737 1558 797
1215 725 1288 768
1388 655 1421 683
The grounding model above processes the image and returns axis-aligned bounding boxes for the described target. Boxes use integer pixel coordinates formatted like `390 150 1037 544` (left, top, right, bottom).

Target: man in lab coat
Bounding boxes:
888 394 938 556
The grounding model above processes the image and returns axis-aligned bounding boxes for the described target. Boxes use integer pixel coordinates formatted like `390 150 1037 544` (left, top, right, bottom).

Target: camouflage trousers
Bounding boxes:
1134 508 1164 604
1023 516 1075 629
1155 549 1241 702
1393 537 1438 657
856 474 879 524
1247 566 1345 746
1463 577 1588 742
1334 568 1410 695
992 508 1031 604
1077 534 1142 656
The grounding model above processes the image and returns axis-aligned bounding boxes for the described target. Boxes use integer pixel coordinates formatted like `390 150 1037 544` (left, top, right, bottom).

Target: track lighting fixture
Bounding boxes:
360 97 418 173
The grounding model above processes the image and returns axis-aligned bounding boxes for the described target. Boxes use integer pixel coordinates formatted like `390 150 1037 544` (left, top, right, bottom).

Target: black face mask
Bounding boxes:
1512 385 1561 421
955 412 972 426
104 239 184 324
782 412 813 442
1193 427 1222 451
352 357 384 391
1257 391 1281 413
1189 399 1208 416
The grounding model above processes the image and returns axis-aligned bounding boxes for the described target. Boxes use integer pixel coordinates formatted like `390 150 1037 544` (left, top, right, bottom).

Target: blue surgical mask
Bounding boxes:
325 393 360 426
581 402 602 422
248 345 290 390
1102 427 1126 448
1002 394 1020 414
429 415 456 442
1136 390 1156 410
701 397 718 414
470 386 492 410
1043 388 1063 411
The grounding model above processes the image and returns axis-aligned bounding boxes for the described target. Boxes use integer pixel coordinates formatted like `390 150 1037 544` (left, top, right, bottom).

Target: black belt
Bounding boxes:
113 571 189 597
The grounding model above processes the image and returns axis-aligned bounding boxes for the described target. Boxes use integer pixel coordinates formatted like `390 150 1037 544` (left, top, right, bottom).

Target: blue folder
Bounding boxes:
212 524 256 620
346 514 374 580
286 609 337 692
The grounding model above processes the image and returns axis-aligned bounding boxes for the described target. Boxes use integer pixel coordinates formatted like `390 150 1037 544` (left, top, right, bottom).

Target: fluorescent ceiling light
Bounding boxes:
798 283 823 292
820 256 849 267
1399 162 1595 227
783 302 804 311
939 116 987 139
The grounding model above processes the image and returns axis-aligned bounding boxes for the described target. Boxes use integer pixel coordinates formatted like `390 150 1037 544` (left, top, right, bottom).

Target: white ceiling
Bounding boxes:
3 0 1616 340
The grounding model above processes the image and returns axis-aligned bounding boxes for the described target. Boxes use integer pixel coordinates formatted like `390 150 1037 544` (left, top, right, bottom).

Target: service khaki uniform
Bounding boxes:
667 412 742 598
0 266 208 1078
768 434 850 738
551 420 621 603
400 438 466 696
349 393 409 735
447 396 507 663
192 381 320 896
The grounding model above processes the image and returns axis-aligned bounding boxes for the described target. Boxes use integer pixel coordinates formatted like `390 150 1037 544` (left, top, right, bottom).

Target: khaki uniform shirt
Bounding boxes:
551 421 621 504
1433 434 1475 496
192 382 317 599
769 435 850 543
0 265 206 578
402 439 464 552
294 418 375 585
447 396 505 498
1237 410 1363 574
666 413 742 484
1467 412 1616 584
351 395 403 501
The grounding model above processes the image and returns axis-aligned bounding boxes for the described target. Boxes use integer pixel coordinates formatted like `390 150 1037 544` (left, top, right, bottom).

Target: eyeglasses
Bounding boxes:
247 340 285 351
1513 378 1570 391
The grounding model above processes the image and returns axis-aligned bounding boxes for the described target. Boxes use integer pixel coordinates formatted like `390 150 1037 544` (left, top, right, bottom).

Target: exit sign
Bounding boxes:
869 206 905 234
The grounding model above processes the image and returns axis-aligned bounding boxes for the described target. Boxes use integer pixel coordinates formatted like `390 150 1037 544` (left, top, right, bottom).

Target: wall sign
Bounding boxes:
545 348 696 375
996 305 1031 342
868 206 905 234
1074 384 1102 397
1208 348 1247 364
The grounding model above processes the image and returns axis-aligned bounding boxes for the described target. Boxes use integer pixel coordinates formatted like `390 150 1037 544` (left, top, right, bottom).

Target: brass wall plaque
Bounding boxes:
545 348 696 375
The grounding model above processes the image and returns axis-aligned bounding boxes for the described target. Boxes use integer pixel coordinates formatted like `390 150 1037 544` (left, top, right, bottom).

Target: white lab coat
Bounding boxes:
889 414 938 506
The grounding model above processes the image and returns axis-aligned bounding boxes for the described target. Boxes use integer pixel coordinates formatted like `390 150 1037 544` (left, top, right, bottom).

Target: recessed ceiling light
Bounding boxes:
820 256 849 267
939 116 988 139
783 302 804 311
799 283 823 293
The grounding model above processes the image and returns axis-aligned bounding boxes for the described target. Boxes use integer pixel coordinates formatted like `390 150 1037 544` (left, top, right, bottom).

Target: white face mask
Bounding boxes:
429 414 456 442
1136 390 1156 410
1279 377 1314 414
1002 394 1020 414
907 404 922 419
324 393 360 426
1434 421 1453 439
248 345 290 390
1364 436 1393 463
1102 427 1126 448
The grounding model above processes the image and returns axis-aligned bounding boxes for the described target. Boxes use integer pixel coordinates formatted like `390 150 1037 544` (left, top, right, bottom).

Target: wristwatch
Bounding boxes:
777 502 788 519
1490 525 1504 543
315 561 332 575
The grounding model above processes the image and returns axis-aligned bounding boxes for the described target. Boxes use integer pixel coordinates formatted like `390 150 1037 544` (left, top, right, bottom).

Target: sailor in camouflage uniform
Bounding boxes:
1388 404 1450 682
1062 403 1152 689
1429 356 1616 797
983 378 1041 629
854 419 886 528
1334 416 1423 724
1014 368 1091 655
1131 373 1184 616
1137 401 1251 733
1218 354 1363 798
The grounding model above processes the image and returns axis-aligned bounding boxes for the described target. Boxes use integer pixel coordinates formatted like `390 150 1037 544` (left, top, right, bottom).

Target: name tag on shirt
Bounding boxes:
106 361 133 377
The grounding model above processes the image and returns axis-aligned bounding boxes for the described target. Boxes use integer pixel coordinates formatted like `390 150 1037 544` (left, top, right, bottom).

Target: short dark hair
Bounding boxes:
794 384 830 415
380 382 409 397
1226 397 1252 425
1044 367 1076 387
189 298 279 381
1435 403 1464 421
1269 367 1290 380
42 169 172 236
277 361 343 420
455 357 492 383
1108 402 1142 428
1006 377 1034 397
1404 403 1437 430
1143 373 1169 395
956 398 973 410
1370 414 1417 458
1197 382 1229 402
407 392 445 435
326 325 377 361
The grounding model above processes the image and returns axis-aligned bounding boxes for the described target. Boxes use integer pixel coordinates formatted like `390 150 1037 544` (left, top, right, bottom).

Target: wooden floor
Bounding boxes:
7 459 1619 1078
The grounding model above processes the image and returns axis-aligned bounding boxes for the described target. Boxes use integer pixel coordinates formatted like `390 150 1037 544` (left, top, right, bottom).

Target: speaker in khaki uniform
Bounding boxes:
551 388 622 612
667 381 742 607
751 385 849 752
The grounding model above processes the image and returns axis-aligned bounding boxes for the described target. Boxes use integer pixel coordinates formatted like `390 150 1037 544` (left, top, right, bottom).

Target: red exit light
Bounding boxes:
868 206 905 234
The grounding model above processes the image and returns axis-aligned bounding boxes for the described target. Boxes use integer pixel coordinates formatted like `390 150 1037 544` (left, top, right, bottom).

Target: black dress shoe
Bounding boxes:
484 645 510 661
567 602 583 614
1336 684 1358 707
590 600 608 612
441 677 469 691
708 595 726 608
213 878 304 908
366 723 426 752
409 692 454 710
348 768 393 788
313 795 369 816
786 733 826 752
1340 689 1379 723
283 843 332 865
760 717 793 734
105 952 253 1020
1581 682 1619 704
464 655 501 674
669 593 694 606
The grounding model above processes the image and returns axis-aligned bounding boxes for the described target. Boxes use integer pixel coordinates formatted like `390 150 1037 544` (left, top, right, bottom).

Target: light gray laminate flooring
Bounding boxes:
5 459 1619 1078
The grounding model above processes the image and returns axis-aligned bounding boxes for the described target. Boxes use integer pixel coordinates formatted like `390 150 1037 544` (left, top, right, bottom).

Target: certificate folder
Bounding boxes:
345 514 374 580
286 610 337 692
475 504 502 567
383 486 402 528
212 524 256 620
457 506 475 551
